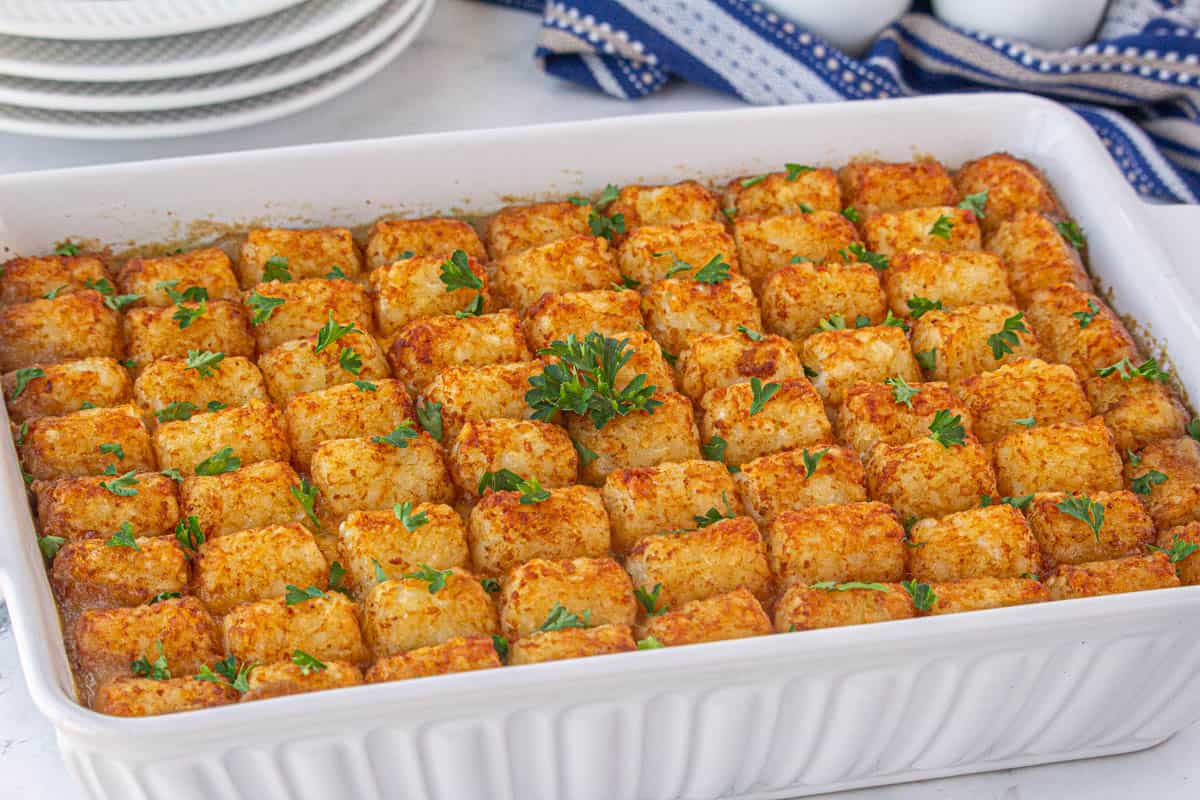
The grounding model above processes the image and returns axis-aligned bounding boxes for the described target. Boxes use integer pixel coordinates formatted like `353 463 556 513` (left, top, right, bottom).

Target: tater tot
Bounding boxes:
421 360 547 445
180 460 309 540
698 378 831 466
1084 373 1188 452
242 660 363 702
34 471 179 541
0 291 122 372
508 624 636 665
389 310 532 393
51 535 189 609
954 153 1061 234
863 206 981 256
362 569 498 657
992 417 1123 497
1157 522 1200 585
722 166 841 217
0 253 109 306
499 557 636 639
607 180 722 231
222 593 367 666
283 379 415 472
734 446 867 526
986 211 1089 301
839 159 959 217
909 304 1039 383
801 326 921 406
602 459 742 554
639 587 772 646
246 278 374 353
485 200 592 259
1026 490 1154 569
927 577 1049 615
118 248 240 307
640 271 763 356
310 433 454 519
1045 553 1179 600
882 249 1014 317
123 300 253 369
21 404 155 480
237 227 363 288
624 516 772 609
1126 437 1200 531
3 357 131 423
73 597 221 685
337 504 469 595
1024 283 1136 377
193 523 327 615
365 216 486 268
953 358 1090 444
133 355 267 423
838 380 974 456
866 435 997 521
258 330 391 406
774 582 913 631
369 252 495 336
617 221 739 286
366 636 501 683
768 501 906 586
449 417 577 499
908 505 1042 582
94 675 238 717
467 485 610 576
524 289 644 352
493 234 621 313
153 399 290 477
733 211 860 291
759 260 886 344
675 330 803 402
566 391 700 485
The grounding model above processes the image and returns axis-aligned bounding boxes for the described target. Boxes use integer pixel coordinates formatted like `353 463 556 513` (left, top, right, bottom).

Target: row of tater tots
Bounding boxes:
3 152 1199 718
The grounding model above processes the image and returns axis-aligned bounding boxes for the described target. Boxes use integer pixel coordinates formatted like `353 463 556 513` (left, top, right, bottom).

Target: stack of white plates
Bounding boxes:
0 0 435 139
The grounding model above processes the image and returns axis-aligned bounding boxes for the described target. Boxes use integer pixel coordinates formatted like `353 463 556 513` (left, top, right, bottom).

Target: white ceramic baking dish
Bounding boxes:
2 93 1200 800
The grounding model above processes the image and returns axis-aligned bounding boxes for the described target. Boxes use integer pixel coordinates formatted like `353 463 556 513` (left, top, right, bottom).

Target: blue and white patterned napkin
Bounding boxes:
483 0 1200 203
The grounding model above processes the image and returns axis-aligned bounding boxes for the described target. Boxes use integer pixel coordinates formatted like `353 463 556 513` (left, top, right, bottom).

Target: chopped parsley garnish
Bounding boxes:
42 285 66 299
353 380 377 392
537 602 591 632
785 163 814 180
722 207 738 219
980 494 1034 510
740 174 768 188
635 583 666 616
196 655 253 692
517 476 551 505
416 399 443 440
105 521 139 551
817 314 847 331
161 468 184 483
372 558 388 583
1013 417 1036 428
404 564 453 594
588 209 626 240
882 310 908 330
810 581 891 592
1096 357 1169 383
155 401 198 422
99 442 125 460
928 409 966 448
185 349 224 377
285 584 326 605
885 376 920 408
149 591 181 604
195 446 240 476
797 202 814 214
594 183 620 208
841 207 861 223
371 421 418 448
1056 495 1105 541
801 447 828 479
292 649 326 675
571 436 599 466
393 500 429 531
175 515 205 553
987 312 1028 360
290 478 320 528
1072 298 1101 329
902 580 936 611
737 325 764 341
38 535 65 560
701 434 727 462
481 577 501 594
906 296 943 319
840 242 888 271
327 265 348 280
1056 220 1086 249
789 255 811 264
1189 419 1200 442
262 255 292 282
637 636 664 650
929 214 954 240
1149 535 1200 564
314 312 357 353
1131 470 1168 496
915 348 937 372
100 470 139 497
439 249 481 292
477 468 524 494
172 301 206 329
10 367 44 399
693 254 732 283
131 641 170 680
15 421 26 446
245 291 285 326
693 491 736 528
338 347 362 375
526 333 661 430
55 242 80 256
105 293 141 312
748 377 780 416
957 190 988 218
328 561 350 596
157 281 208 305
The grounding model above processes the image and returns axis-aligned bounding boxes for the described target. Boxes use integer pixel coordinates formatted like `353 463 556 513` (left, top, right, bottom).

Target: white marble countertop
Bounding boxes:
0 2 1196 798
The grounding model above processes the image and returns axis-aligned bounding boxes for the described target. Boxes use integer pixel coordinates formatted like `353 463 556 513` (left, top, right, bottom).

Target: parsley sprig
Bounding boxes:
635 583 666 616
372 422 418 448
885 376 919 408
957 190 988 218
394 500 429 530
906 296 943 318
1056 495 1105 542
987 312 1028 360
1072 298 1101 329
131 641 170 680
10 366 44 399
748 377 779 415
1097 357 1169 383
928 409 966 448
196 655 254 692
839 243 888 271
538 602 591 632
404 564 453 594
185 349 224 378
105 521 139 550
1149 535 1200 564
902 580 936 611
929 215 954 240
526 333 661 430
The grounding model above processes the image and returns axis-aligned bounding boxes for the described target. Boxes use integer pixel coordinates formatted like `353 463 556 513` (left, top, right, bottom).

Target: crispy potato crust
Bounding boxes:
954 153 1061 234
52 535 189 610
366 217 486 268
283 379 415 472
617 221 740 286
768 501 905 586
638 587 771 646
838 380 974 457
882 249 1014 317
1027 490 1154 569
365 635 501 683
337 504 469 595
1126 437 1200 531
734 446 867 526
759 260 886 344
953 358 1090 444
258 330 391 406
35 471 179 541
153 399 290 477
1045 553 1179 600
499 556 636 639
863 207 981 257
927 577 1049 615
362 569 498 657
986 212 1089 301
802 326 921 406
0 291 122 372
468 485 610 576
3 357 131 423
508 624 636 665
73 596 221 685
0 254 109 306
839 159 959 217
909 303 1040 383
676 330 803 402
733 211 860 291
608 181 722 231
723 167 841 217
237 227 363 287
247 278 374 353
180 459 308 540
21 404 155 480
242 660 363 702
193 523 328 615
94 676 238 717
566 391 701 485
123 299 254 369
389 310 532 393
369 253 495 336
494 234 620 313
311 433 454 519
133 355 268 421
449 417 578 499
992 416 1123 497
908 504 1043 582
524 289 644 352
119 248 240 307
699 378 832 466
486 200 592 259
774 582 913 631
866 435 997 521
222 593 367 666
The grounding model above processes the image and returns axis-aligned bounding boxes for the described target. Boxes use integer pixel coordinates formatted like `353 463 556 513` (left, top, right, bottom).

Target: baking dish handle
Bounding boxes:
1140 202 1200 299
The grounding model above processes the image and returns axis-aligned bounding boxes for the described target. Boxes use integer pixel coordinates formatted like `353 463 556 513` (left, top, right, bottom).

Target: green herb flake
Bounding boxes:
291 478 321 529
492 635 509 661
785 163 814 181
155 401 198 422
100 470 139 497
10 367 45 399
637 636 664 650
987 312 1029 360
902 580 936 611
1149 535 1200 564
105 521 139 551
338 347 362 375
55 242 80 256
38 535 65 560
885 376 920 409
928 409 966 448
635 583 666 616
195 446 240 476
477 468 524 494
481 577 501 594
404 563 453 594
285 584 326 605
99 441 125 460
526 333 661 430
149 591 181 604
394 500 429 531
1096 357 1169 383
843 242 888 271
1013 417 1036 428
1072 298 1101 329
810 581 892 592
292 649 326 675
693 491 736 528
749 377 780 416
172 300 207 330
1056 495 1105 542
1131 470 1168 496
174 514 205 553
314 312 358 354
740 174 768 188
701 434 727 462
371 421 418 448
245 291 285 326
1057 220 1086 249
906 296 943 319
184 349 224 378
517 476 551 505
537 602 591 632
801 447 828 479
131 641 170 681
957 190 988 218
693 254 732 284
354 379 378 392
929 214 954 240
841 207 861 223
326 265 348 280
262 255 293 283
737 325 764 341
915 347 937 372
571 436 599 467
42 285 67 300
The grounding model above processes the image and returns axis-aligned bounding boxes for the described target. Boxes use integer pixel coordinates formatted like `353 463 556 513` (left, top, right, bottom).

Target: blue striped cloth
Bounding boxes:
482 0 1200 203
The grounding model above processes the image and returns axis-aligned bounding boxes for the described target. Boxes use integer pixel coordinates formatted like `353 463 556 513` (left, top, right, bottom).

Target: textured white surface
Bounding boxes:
0 3 1196 799
0 0 306 40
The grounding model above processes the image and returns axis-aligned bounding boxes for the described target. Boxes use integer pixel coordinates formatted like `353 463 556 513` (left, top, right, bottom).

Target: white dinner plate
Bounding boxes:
0 0 435 140
0 0 307 40
0 0 388 82
0 0 421 112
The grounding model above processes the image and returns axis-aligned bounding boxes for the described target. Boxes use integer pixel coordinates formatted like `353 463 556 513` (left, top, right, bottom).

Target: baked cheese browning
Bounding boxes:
767 501 906 587
369 252 496 337
638 587 772 646
193 523 328 616
180 460 309 540
838 159 960 217
698 378 832 467
926 577 1049 615
310 433 454 520
283 379 415 473
734 446 867 526
801 325 921 407
222 592 368 666
953 358 1091 444
21 404 155 481
866 435 997 521
73 596 222 686
882 250 1014 318
51 535 189 610
601 459 743 555
566 391 701 485
722 166 841 218
365 636 501 683
237 227 363 288
34 471 179 541
0 253 110 306
258 329 390 406
910 303 1040 383
94 675 238 717
246 278 374 354
153 399 290 477
986 211 1090 301
863 206 981 257
1026 490 1155 569
1023 283 1138 377
1045 553 1180 600
733 211 860 292
118 248 240 308
992 416 1123 497
365 216 486 269
508 624 637 665
362 568 498 657
498 556 637 640
675 331 803 402
241 660 364 702
3 357 131 423
467 485 610 576
1157 522 1200 585
774 582 914 632
954 153 1061 235
523 289 644 352
607 181 722 232
1126 437 1200 531
337 504 469 595
134 355 268 422
617 221 740 287
838 380 974 457
389 309 532 393
485 199 593 260
760 260 888 346
449 417 578 500
0 291 122 372
421 360 550 445
624 515 773 609
907 505 1043 582
493 234 621 314
1084 372 1189 452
